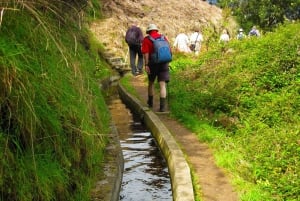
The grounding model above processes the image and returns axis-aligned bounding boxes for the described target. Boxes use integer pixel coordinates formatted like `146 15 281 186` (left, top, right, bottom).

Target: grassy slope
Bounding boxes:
169 22 300 200
0 2 111 201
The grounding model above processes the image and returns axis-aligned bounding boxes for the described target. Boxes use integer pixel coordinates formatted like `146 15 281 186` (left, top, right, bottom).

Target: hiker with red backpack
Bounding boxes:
141 24 172 112
125 22 144 76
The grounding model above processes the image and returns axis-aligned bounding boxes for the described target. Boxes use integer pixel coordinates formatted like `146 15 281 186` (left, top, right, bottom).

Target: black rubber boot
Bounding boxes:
147 96 153 108
159 97 166 112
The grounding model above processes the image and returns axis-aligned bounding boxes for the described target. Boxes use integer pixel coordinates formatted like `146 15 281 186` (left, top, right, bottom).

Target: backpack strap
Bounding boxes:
148 35 154 42
148 35 164 42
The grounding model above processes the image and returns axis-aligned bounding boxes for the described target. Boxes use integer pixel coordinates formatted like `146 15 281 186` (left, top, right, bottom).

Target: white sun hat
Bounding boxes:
146 24 159 33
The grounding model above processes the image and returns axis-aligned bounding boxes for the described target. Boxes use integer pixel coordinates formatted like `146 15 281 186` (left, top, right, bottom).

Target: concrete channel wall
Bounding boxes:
117 84 195 201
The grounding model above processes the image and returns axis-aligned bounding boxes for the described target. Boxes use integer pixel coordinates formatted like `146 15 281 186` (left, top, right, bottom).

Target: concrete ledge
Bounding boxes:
109 124 124 201
118 84 195 201
91 123 123 201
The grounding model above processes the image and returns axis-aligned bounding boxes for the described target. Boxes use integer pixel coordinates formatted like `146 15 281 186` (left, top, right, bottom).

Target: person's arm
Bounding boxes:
173 36 178 47
200 34 204 42
144 53 150 74
256 30 260 37
125 29 129 43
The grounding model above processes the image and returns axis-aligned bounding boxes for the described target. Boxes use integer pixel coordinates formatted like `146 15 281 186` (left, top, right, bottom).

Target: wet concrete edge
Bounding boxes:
117 83 195 201
109 123 124 201
91 122 123 201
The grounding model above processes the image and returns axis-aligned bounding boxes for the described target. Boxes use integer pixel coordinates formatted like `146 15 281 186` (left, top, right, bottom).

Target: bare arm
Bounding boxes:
144 53 150 74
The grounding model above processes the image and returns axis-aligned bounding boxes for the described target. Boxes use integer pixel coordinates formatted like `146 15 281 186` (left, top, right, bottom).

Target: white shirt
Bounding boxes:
220 33 230 42
190 32 203 43
173 33 191 53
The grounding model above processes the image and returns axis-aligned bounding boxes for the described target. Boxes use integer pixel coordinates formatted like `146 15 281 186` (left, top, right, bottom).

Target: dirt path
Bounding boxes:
130 75 239 201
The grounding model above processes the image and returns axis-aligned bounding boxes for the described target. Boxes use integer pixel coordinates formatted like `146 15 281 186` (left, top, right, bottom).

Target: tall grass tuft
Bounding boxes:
0 0 110 200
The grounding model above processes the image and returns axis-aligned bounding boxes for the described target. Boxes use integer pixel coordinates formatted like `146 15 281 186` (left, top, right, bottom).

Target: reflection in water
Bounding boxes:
108 96 172 201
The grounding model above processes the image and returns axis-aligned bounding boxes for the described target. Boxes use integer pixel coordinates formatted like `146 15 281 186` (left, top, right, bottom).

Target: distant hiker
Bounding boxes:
219 29 230 43
236 28 245 40
141 24 172 112
173 31 191 53
248 26 260 37
125 21 144 75
189 28 204 55
208 0 217 5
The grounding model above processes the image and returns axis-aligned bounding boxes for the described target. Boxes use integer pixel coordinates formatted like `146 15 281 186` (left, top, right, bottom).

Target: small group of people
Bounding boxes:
173 29 204 55
124 22 261 112
236 26 261 40
125 23 171 112
219 25 260 43
219 26 261 43
172 25 260 53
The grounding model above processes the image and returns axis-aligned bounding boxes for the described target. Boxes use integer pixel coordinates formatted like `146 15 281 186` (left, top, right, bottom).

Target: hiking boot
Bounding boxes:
147 96 153 108
159 97 166 112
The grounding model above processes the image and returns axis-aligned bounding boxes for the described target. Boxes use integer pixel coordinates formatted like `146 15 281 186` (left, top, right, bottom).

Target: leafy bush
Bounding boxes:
169 22 300 200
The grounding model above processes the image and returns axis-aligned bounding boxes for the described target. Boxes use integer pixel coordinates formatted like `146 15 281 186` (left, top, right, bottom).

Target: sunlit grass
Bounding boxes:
169 22 300 200
0 0 111 200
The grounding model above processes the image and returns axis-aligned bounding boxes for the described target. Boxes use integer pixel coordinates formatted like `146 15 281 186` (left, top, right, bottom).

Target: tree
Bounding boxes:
219 0 300 30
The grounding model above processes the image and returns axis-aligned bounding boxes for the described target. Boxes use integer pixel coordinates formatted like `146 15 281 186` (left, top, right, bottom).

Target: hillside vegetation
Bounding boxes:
169 22 300 200
1 0 299 200
0 1 111 200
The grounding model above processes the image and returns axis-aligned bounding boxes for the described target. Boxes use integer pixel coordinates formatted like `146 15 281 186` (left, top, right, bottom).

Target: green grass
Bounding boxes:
0 1 111 200
119 73 148 98
119 74 137 94
168 22 300 200
117 22 300 201
3 1 295 199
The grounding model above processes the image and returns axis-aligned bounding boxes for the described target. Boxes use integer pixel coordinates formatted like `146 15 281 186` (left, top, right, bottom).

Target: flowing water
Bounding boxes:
106 85 172 201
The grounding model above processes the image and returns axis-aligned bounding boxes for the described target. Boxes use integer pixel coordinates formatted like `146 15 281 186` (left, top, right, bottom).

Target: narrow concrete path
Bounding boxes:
129 74 239 201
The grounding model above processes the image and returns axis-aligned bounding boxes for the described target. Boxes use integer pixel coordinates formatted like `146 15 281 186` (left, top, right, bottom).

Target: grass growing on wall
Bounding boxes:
0 1 111 200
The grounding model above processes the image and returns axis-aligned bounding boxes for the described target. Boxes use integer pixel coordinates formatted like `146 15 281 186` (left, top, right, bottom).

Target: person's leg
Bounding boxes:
159 81 167 112
147 80 154 107
137 48 144 73
159 81 166 98
157 63 169 112
147 66 157 107
129 47 137 75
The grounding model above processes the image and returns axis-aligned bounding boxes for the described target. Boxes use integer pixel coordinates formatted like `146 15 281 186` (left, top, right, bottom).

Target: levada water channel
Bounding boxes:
103 77 172 201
